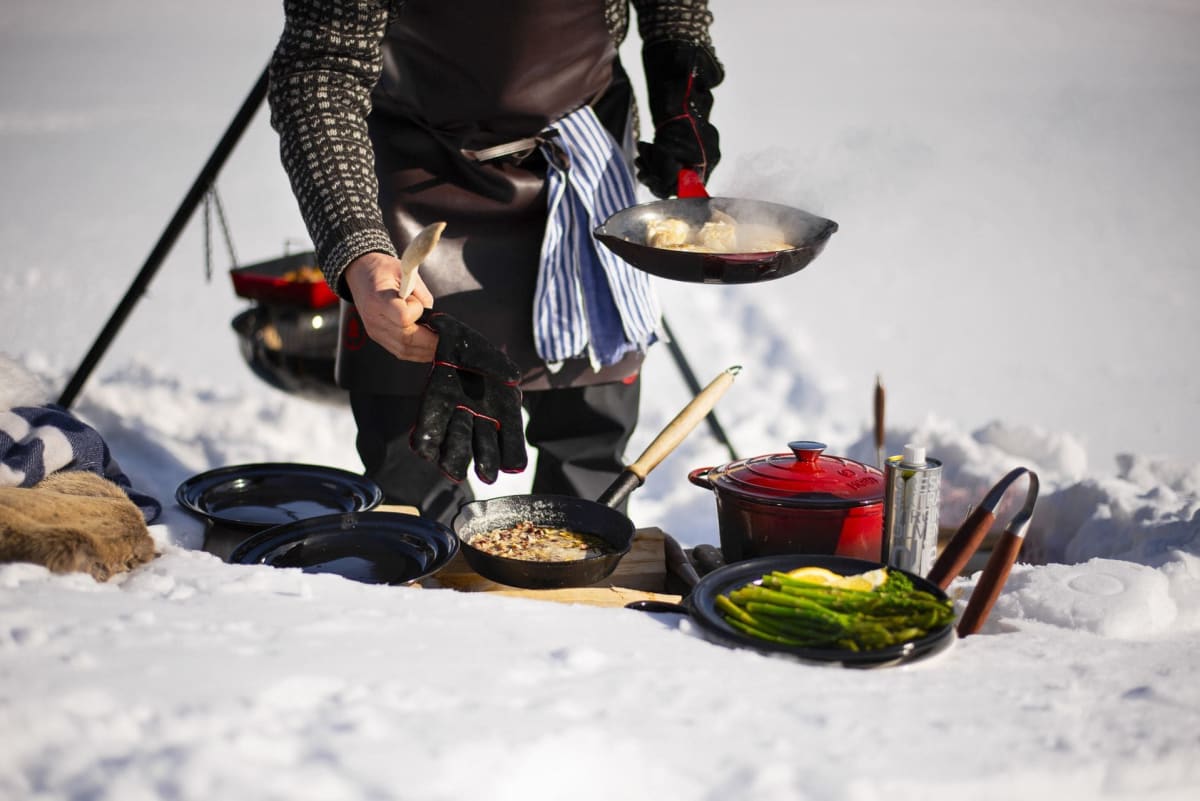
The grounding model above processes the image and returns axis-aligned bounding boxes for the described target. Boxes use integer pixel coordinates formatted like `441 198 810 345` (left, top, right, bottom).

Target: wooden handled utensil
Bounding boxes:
925 466 1040 637
398 221 446 298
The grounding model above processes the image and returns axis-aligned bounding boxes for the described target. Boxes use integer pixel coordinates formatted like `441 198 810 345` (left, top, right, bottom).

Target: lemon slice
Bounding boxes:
786 565 889 591
854 565 892 592
785 566 843 586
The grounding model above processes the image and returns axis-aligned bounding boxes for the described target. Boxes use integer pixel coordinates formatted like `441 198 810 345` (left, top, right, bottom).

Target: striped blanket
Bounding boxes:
0 404 162 523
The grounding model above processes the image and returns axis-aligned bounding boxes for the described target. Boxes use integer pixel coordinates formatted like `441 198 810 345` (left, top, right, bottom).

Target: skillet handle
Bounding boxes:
624 365 741 483
677 168 710 199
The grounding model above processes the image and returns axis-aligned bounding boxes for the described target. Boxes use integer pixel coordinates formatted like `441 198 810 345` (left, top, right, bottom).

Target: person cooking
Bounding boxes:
267 0 723 526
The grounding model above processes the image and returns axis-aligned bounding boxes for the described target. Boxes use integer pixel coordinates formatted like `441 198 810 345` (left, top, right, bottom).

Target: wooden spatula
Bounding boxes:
398 221 447 298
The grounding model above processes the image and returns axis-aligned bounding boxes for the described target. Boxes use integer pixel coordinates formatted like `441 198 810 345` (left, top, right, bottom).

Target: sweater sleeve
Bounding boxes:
268 0 398 297
629 0 717 50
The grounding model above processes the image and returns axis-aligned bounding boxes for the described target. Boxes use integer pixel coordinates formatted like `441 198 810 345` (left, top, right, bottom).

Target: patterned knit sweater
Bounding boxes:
267 0 718 295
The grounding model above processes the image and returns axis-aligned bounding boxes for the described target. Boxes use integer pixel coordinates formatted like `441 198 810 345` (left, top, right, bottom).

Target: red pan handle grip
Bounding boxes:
677 168 710 199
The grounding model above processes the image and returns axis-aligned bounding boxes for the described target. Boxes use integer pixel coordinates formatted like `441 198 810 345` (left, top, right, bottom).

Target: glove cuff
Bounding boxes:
417 308 522 384
642 40 724 129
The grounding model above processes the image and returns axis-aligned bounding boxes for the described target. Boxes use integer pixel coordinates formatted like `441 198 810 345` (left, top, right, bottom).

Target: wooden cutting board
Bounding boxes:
417 526 683 608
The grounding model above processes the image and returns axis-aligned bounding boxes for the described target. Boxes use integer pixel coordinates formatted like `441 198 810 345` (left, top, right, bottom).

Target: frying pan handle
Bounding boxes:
597 366 740 510
676 168 710 199
625 366 740 482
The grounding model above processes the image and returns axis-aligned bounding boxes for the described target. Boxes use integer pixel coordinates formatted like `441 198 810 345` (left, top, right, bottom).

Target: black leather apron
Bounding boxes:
336 0 646 395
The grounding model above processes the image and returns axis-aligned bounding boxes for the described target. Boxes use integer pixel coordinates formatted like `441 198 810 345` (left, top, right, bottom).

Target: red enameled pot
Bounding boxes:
688 441 885 563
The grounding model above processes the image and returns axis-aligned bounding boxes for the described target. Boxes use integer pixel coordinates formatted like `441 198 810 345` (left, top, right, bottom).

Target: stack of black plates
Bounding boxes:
176 463 457 585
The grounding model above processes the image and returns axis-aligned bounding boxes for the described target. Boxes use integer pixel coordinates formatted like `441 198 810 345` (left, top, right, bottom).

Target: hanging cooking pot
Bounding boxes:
689 441 885 563
593 170 838 284
231 303 345 406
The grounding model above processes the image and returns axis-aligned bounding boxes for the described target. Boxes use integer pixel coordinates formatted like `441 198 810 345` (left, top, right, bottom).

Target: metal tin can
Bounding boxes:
882 444 942 576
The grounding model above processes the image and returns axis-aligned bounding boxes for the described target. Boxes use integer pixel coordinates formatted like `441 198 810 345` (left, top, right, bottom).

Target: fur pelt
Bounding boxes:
0 469 157 581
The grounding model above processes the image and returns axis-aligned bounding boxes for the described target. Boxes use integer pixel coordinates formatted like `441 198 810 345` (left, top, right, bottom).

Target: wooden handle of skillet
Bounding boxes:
956 530 1024 637
626 365 740 481
926 505 996 590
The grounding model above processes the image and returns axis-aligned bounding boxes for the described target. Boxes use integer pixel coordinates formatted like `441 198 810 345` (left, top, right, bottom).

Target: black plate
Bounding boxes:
228 511 460 585
594 197 838 284
176 463 383 529
682 554 955 667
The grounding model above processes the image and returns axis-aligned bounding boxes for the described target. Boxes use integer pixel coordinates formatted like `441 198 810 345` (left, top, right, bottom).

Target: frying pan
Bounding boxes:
630 554 956 668
593 170 838 284
452 365 741 589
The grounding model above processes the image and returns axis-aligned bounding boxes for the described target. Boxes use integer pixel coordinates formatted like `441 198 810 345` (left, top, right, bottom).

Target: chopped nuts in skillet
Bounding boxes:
469 520 614 562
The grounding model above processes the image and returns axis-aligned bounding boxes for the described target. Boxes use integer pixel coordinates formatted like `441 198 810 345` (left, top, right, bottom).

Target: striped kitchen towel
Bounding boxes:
535 105 661 371
0 404 162 523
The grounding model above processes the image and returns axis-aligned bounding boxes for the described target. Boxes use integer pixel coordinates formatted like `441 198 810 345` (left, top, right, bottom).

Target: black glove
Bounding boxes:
410 310 528 484
636 40 725 199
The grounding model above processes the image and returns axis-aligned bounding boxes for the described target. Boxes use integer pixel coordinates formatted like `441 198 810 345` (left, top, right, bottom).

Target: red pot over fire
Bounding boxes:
688 441 885 563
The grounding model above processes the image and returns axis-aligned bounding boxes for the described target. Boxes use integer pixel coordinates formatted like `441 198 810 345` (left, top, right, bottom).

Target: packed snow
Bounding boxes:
2 1 1198 799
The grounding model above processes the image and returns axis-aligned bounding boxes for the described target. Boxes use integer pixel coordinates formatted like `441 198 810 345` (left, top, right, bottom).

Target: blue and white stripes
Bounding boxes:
0 404 162 522
535 106 661 371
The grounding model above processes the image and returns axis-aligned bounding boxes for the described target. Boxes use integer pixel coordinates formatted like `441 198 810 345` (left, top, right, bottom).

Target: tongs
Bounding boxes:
926 467 1040 637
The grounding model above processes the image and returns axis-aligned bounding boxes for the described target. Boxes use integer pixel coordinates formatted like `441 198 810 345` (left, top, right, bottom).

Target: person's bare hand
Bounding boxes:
342 251 437 363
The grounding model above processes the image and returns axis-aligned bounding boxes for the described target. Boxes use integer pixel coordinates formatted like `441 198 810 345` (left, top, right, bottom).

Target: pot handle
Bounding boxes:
688 467 714 489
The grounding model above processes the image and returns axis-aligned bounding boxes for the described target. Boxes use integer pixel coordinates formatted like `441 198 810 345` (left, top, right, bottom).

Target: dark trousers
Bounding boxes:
350 377 641 527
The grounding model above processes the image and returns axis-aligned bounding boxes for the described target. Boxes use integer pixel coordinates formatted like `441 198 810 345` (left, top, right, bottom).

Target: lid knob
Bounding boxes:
788 440 826 466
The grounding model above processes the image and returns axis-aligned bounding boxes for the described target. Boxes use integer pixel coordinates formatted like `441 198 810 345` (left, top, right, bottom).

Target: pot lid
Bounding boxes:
702 441 884 508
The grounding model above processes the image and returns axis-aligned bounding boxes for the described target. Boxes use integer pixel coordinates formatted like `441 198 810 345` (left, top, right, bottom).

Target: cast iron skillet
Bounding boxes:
228 511 459 586
453 494 634 590
452 366 740 590
593 196 838 284
630 554 956 668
